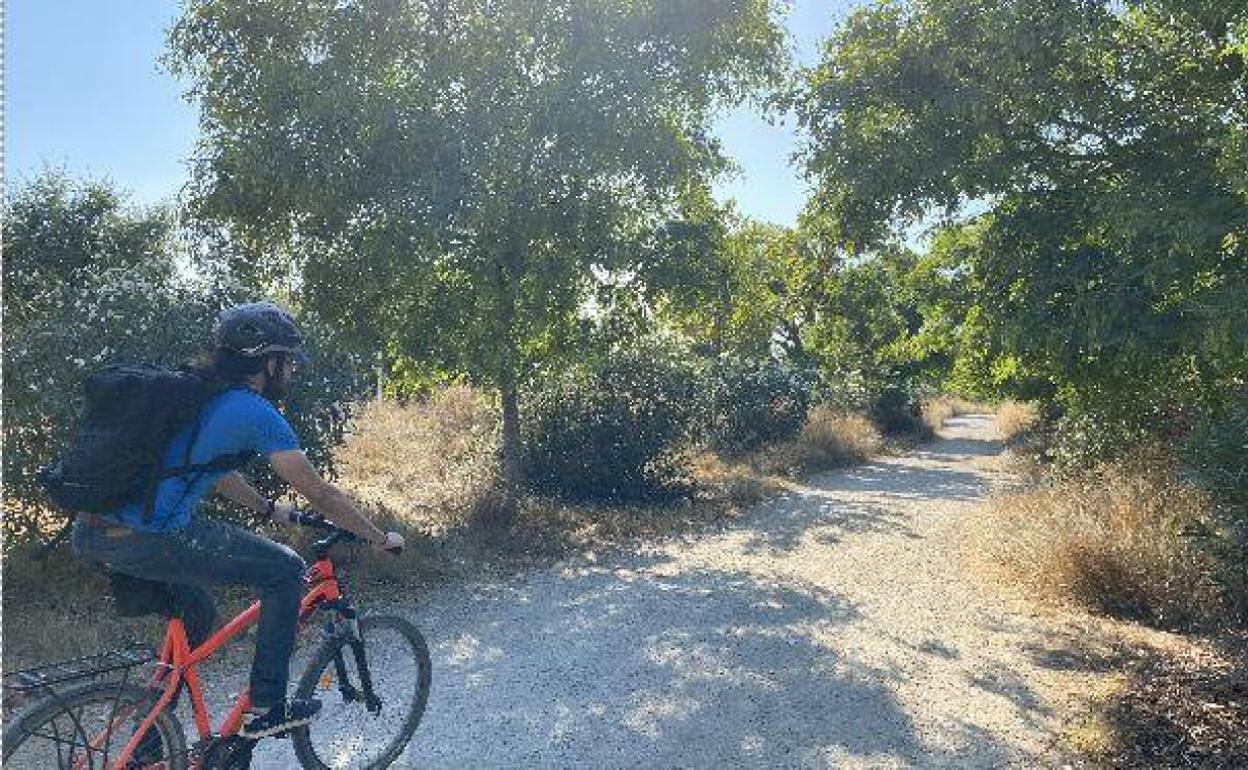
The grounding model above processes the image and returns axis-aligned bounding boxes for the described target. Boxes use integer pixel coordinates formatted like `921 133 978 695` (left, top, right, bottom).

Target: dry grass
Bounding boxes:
921 398 956 434
3 554 147 670
1080 634 1248 768
311 396 881 561
689 452 788 510
481 406 885 566
752 407 883 476
336 387 504 534
995 399 1040 442
1 551 256 671
970 451 1227 630
1 517 452 672
5 395 887 671
970 446 1248 766
921 395 990 433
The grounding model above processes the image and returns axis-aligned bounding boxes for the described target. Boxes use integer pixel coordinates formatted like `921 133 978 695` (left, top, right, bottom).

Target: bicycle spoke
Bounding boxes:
51 714 72 769
5 684 180 770
101 674 127 769
68 701 94 770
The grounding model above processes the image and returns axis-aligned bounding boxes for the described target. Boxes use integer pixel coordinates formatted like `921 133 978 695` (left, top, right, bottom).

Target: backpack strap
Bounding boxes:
140 411 256 524
160 452 257 480
140 414 204 523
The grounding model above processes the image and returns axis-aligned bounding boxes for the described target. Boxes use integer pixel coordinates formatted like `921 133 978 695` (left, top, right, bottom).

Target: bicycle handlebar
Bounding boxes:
291 509 335 531
290 510 403 556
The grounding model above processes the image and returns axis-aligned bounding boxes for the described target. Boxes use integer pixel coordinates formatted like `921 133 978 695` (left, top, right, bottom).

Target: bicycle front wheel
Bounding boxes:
2 681 187 770
291 614 431 769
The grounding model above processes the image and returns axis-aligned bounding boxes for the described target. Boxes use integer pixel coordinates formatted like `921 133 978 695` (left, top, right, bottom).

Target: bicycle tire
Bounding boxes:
2 680 187 769
291 614 431 769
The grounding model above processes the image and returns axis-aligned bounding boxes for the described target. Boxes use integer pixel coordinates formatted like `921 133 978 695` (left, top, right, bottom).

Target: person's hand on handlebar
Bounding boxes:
375 531 405 555
284 507 404 556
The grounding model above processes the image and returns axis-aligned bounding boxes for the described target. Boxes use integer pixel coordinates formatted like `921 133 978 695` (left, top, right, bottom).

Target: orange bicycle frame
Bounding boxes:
103 556 343 769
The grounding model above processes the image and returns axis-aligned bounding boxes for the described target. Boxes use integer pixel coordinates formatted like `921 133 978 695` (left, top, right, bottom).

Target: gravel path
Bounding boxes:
250 414 1102 768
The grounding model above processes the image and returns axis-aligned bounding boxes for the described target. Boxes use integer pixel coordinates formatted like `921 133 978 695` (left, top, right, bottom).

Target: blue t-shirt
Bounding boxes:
110 387 300 532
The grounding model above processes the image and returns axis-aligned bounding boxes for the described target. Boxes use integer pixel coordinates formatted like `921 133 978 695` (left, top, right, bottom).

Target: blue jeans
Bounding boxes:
73 516 306 709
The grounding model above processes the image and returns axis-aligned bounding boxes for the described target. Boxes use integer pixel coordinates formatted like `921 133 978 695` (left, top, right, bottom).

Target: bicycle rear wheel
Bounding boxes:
2 681 186 769
291 614 431 769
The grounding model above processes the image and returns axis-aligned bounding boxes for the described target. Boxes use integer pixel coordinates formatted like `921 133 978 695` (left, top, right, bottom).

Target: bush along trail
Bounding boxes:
221 415 1115 768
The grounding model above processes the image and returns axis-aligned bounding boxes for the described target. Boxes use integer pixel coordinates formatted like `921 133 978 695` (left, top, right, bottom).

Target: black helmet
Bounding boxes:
214 302 309 362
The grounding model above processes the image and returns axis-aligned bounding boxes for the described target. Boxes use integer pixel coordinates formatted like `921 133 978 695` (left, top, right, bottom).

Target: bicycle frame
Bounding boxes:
103 554 345 769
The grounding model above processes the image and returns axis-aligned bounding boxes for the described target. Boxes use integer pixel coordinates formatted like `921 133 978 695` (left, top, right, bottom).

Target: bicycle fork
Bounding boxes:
322 604 382 714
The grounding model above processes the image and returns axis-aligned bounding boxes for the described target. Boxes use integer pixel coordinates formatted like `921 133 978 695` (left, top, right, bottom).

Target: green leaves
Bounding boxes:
792 0 1248 422
1 174 369 546
169 0 787 519
171 0 786 373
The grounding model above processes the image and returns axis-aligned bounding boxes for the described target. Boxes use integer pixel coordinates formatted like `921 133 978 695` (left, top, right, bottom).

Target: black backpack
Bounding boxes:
38 365 254 523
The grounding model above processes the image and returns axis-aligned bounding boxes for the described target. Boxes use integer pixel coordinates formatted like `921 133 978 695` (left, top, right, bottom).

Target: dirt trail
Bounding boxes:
254 414 1109 768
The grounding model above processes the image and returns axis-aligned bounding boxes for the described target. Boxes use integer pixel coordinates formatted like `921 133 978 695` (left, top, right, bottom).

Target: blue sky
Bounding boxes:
6 1 856 226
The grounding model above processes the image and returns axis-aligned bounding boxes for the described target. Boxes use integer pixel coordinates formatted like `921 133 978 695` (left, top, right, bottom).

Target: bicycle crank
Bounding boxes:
201 735 258 769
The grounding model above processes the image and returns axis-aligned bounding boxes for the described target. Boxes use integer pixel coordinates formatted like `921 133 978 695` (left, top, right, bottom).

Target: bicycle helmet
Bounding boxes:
214 302 309 363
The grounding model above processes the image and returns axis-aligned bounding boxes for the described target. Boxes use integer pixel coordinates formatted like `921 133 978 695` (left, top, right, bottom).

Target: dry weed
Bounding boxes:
756 407 882 475
1 552 253 671
921 397 956 434
1086 635 1248 767
689 451 784 509
336 387 503 533
921 395 991 433
971 452 1226 629
4 390 500 670
995 399 1040 441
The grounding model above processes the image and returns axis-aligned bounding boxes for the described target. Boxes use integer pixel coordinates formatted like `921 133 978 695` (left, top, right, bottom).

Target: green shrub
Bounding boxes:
705 357 821 453
1040 409 1152 473
1183 392 1248 617
1185 392 1248 524
521 341 699 503
869 384 926 436
1 173 367 548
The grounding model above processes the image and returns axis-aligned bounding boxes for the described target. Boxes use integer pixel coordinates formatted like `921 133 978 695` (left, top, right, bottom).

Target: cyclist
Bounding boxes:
72 301 404 739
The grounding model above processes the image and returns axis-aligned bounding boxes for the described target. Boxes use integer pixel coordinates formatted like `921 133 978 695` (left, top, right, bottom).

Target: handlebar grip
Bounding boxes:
293 510 330 529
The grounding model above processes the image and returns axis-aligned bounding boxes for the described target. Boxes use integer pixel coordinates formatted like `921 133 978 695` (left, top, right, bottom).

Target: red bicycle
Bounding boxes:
2 513 431 769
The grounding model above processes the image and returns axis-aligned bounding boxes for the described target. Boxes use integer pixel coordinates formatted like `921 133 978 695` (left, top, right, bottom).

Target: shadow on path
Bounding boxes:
398 548 1018 768
247 416 1036 768
736 427 1002 556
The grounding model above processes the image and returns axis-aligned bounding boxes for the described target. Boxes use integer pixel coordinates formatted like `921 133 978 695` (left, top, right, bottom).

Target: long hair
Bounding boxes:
184 346 276 385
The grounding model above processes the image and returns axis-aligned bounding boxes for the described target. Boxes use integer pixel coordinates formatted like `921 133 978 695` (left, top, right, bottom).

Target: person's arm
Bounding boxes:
267 449 398 551
214 471 299 523
214 472 269 516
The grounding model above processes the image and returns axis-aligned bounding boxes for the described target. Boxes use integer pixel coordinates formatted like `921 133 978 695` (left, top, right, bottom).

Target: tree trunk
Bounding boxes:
491 255 523 529
375 349 386 401
498 354 522 527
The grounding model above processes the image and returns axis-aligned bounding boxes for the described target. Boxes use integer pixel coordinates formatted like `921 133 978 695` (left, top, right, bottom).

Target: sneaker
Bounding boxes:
239 699 322 739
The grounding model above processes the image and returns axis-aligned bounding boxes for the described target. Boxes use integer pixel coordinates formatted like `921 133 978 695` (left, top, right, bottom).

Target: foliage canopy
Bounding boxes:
169 0 788 520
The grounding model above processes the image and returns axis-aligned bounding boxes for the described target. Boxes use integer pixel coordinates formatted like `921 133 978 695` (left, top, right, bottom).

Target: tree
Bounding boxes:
169 0 786 524
791 0 1248 423
798 240 926 404
646 201 807 362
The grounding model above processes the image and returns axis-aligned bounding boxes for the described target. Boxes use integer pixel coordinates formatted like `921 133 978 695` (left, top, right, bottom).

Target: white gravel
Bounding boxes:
245 415 1100 768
